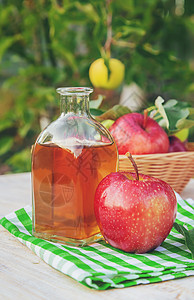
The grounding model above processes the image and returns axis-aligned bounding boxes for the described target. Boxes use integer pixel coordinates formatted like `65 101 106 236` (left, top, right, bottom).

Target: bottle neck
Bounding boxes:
60 94 90 116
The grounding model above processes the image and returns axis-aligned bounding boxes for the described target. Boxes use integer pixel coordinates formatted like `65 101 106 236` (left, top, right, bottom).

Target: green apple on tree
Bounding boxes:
89 58 125 90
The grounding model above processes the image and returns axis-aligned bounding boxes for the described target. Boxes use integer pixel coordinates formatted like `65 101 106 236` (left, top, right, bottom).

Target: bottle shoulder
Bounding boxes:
36 113 115 147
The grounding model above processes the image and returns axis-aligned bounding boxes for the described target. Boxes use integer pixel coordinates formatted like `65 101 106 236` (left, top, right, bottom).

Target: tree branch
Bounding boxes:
104 0 112 56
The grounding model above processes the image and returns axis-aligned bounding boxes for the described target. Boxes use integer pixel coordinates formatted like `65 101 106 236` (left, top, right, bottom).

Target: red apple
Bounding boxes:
94 154 177 253
168 136 187 152
109 111 169 155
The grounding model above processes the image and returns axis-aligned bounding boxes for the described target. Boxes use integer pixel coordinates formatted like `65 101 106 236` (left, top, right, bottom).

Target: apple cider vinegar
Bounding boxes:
31 87 118 246
32 141 117 244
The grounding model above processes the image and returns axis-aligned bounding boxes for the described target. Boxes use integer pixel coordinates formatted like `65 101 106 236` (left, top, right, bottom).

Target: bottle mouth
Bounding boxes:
56 87 93 96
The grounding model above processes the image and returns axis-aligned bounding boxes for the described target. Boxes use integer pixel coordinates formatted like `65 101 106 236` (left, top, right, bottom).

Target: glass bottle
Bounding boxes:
31 87 118 246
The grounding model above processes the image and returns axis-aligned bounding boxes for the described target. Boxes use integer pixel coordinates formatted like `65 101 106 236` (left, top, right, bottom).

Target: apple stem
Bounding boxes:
143 109 148 129
125 152 139 181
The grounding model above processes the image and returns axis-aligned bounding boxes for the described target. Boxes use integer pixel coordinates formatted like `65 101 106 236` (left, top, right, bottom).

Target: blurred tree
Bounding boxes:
0 0 194 173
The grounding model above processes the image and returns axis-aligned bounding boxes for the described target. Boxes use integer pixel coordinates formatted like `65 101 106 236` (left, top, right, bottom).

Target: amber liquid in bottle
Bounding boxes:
32 141 117 245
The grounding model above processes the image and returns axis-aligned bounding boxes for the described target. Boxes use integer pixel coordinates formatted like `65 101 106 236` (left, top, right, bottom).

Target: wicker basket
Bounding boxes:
119 143 194 194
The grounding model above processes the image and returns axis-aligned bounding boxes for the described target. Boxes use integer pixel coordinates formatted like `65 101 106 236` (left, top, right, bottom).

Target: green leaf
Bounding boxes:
6 148 31 173
165 106 190 132
0 35 22 62
188 107 194 115
163 99 190 132
143 43 160 55
95 105 131 122
54 44 77 72
0 119 14 131
164 99 189 109
0 136 14 156
152 97 192 134
155 96 169 129
116 21 146 39
176 118 194 130
90 108 105 116
163 99 178 108
18 123 32 138
89 95 104 109
173 222 194 259
75 2 99 23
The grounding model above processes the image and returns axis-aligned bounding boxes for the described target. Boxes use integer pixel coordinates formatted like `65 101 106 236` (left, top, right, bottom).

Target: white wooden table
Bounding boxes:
0 173 194 300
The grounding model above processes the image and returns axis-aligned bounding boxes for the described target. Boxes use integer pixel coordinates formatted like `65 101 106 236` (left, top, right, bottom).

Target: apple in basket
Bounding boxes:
94 153 177 253
109 111 169 155
168 136 187 152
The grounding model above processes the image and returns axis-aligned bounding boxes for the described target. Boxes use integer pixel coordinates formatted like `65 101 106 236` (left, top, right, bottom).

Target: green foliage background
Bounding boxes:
0 0 194 173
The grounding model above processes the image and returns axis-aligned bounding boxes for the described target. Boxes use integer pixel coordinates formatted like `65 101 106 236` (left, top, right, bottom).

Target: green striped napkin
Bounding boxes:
0 192 194 290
